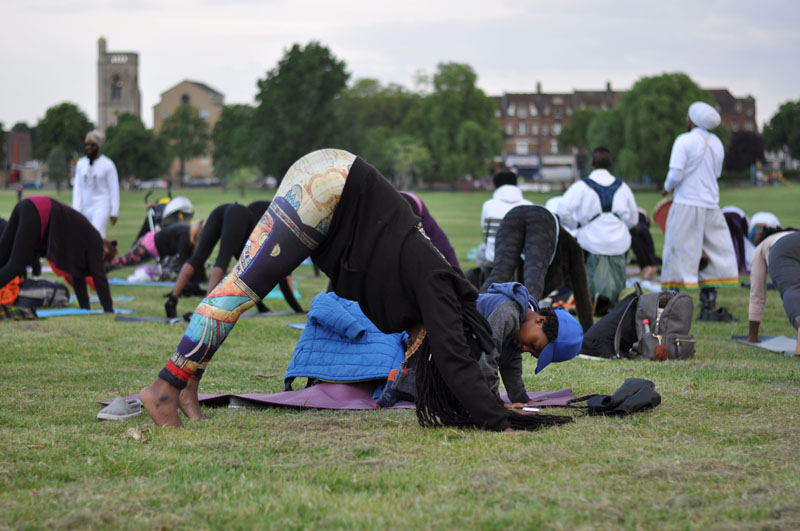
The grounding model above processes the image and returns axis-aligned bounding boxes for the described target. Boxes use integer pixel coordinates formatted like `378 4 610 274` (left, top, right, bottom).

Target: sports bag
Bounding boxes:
16 278 71 308
618 287 695 360
568 378 661 416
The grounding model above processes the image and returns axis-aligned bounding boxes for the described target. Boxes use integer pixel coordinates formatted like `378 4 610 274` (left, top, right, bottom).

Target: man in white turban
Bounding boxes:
72 130 120 238
660 101 738 321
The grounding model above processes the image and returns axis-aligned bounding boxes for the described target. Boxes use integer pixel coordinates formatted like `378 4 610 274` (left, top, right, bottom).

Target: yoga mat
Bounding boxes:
625 278 662 292
288 323 306 330
37 308 134 317
732 335 797 356
69 295 136 303
107 278 302 298
115 315 187 325
112 384 575 411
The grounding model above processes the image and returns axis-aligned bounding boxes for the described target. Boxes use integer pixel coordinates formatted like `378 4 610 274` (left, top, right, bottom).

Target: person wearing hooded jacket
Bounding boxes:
477 282 582 405
479 171 533 267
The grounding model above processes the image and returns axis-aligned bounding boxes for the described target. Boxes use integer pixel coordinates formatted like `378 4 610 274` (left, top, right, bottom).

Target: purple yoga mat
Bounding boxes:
114 383 575 411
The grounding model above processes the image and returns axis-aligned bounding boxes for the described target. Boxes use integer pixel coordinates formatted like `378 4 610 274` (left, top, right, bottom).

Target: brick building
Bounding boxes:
153 80 224 180
493 82 757 158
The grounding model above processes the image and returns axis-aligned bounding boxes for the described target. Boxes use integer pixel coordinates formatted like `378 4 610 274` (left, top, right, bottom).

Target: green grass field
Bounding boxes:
1 184 799 529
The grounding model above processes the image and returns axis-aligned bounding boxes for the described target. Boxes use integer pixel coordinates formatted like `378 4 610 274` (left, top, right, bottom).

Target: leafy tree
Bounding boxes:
230 166 261 198
104 113 168 182
335 79 421 155
614 73 715 181
45 145 69 191
34 102 92 162
557 108 597 153
253 41 349 180
212 104 256 179
420 62 501 181
763 100 800 160
725 131 766 171
159 103 209 187
387 135 433 189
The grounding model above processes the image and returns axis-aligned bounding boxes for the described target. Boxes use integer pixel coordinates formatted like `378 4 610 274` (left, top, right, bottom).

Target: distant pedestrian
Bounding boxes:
16 183 22 203
72 130 120 238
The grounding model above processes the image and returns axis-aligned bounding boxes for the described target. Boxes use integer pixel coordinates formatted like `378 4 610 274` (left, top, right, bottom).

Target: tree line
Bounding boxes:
3 43 800 188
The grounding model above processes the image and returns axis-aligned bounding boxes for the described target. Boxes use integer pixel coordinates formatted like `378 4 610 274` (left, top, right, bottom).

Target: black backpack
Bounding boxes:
569 378 661 416
16 278 70 308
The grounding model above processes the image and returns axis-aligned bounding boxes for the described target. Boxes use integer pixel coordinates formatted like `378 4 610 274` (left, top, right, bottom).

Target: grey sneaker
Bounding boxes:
97 397 142 421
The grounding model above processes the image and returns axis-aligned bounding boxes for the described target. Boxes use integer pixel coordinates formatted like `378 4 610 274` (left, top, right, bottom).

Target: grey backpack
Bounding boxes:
614 286 696 360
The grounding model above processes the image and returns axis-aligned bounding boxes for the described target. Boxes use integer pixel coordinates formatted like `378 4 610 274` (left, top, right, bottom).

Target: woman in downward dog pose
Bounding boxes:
141 149 580 432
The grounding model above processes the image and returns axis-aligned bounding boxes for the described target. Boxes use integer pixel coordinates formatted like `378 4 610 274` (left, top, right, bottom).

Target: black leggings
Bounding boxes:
629 212 660 268
0 199 41 289
187 204 251 271
482 205 558 298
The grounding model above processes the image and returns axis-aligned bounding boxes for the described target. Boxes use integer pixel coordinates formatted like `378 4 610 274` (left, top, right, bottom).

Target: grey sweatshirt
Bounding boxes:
478 299 529 403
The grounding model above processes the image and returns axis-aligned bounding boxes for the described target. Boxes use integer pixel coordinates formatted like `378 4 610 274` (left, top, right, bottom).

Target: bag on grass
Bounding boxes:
625 289 695 360
16 278 70 308
568 378 661 416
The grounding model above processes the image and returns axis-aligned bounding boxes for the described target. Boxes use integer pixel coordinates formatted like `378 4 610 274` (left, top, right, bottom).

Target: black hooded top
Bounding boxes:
311 157 509 431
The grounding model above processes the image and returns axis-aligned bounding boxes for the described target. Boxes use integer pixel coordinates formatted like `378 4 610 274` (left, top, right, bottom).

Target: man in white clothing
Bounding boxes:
661 101 738 321
72 130 120 238
558 147 638 304
480 170 532 266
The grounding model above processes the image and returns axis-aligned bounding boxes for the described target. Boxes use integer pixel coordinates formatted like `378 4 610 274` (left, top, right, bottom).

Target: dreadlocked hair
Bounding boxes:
414 336 475 428
539 306 559 345
412 331 576 432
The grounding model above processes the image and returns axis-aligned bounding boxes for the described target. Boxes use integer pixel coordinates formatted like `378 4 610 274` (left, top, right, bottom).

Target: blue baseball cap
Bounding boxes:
534 309 583 374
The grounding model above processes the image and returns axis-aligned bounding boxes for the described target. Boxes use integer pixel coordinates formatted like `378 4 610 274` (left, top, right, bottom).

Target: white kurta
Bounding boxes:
72 154 119 238
661 127 737 288
557 169 638 256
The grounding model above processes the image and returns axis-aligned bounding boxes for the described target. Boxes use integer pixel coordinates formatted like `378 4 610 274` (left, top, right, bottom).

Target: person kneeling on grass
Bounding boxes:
477 282 582 406
141 149 577 432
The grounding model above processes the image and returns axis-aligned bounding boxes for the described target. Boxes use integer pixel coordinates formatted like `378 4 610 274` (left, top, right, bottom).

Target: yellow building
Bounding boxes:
153 80 224 180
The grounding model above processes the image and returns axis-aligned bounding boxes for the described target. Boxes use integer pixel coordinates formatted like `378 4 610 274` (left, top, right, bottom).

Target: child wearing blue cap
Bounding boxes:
478 282 583 406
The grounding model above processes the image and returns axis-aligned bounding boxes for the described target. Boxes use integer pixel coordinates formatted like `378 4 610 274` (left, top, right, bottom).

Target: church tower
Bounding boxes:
97 37 141 132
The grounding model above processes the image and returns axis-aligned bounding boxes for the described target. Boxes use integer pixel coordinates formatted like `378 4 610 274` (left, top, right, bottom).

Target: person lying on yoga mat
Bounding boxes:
0 196 117 312
747 226 800 354
141 149 575 432
108 221 203 275
477 282 582 406
164 201 304 317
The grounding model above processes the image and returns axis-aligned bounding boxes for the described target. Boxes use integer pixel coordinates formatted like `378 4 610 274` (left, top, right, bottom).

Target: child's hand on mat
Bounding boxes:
747 335 761 343
504 402 527 409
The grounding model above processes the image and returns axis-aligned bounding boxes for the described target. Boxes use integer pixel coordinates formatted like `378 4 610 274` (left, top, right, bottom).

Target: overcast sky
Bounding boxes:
2 0 798 131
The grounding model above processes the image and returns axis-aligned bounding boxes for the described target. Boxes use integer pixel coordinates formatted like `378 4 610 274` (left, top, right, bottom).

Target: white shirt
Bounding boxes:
72 154 120 218
480 185 533 262
557 168 638 256
664 128 725 209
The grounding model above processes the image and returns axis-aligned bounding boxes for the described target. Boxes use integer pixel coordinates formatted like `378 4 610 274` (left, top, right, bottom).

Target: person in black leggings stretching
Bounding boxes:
0 196 116 312
164 201 303 317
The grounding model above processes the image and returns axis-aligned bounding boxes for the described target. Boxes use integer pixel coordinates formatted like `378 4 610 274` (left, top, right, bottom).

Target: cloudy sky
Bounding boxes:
2 0 798 130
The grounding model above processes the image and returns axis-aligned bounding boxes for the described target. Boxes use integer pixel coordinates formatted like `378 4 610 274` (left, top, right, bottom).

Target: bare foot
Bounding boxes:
140 378 184 427
178 378 204 420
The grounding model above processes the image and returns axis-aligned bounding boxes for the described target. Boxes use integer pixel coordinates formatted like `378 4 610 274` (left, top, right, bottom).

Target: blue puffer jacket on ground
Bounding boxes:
285 292 407 386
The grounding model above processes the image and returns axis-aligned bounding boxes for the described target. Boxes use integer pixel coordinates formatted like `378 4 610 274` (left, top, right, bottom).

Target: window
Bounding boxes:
553 107 563 119
542 124 549 136
529 104 538 117
746 105 754 116
505 123 513 135
550 139 558 153
111 75 123 101
553 122 563 135
200 110 209 119
518 122 527 135
744 121 755 131
181 94 190 104
507 103 516 117
532 123 539 135
517 106 528 118
731 121 738 132
515 141 529 155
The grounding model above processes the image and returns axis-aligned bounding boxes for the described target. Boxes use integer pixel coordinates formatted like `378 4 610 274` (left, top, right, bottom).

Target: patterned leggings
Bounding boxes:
109 239 155 270
159 149 356 388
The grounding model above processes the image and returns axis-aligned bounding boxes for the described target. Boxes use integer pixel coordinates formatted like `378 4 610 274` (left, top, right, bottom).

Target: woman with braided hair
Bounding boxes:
141 149 581 431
